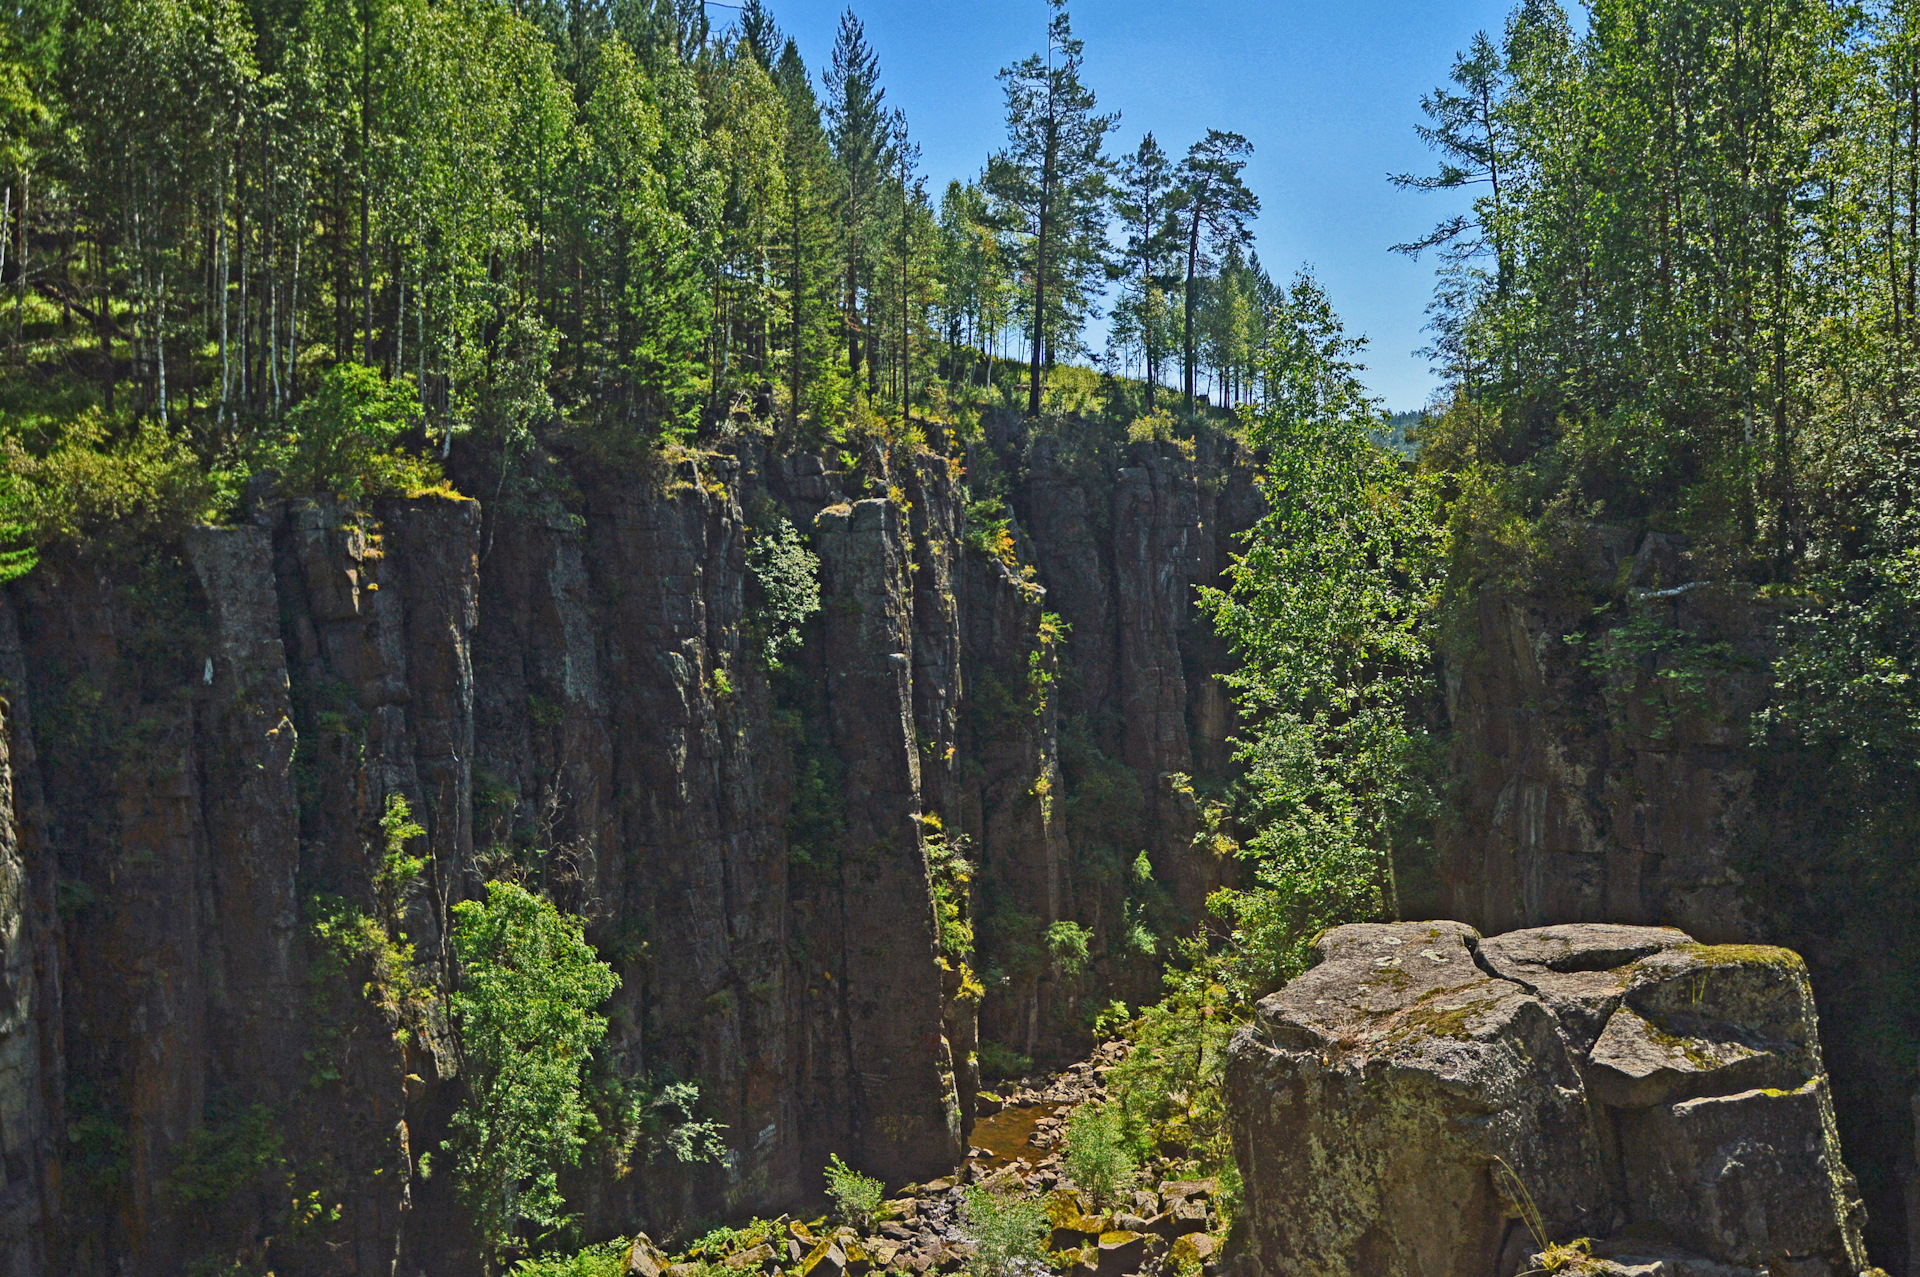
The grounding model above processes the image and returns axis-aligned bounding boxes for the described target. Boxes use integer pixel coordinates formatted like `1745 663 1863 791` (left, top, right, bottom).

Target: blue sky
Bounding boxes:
729 0 1520 413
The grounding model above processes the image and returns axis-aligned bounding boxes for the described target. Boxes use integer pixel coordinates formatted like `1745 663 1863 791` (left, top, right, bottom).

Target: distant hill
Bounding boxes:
1373 410 1424 457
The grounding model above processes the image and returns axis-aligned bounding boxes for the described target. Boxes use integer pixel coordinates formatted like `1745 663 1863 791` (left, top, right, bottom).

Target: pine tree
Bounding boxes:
985 0 1114 417
824 8 893 398
774 36 845 428
1172 129 1256 412
1113 132 1176 408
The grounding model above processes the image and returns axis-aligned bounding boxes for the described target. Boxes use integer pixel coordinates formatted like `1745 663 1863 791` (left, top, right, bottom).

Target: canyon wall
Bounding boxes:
1434 528 1915 1273
0 421 1255 1275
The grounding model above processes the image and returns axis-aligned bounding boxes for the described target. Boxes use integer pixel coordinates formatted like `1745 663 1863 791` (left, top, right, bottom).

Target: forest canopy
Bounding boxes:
0 0 1286 561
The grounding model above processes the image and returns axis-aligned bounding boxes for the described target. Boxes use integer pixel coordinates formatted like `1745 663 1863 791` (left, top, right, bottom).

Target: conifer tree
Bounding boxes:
1113 133 1177 408
1173 129 1256 411
825 8 893 397
773 37 843 428
986 0 1114 416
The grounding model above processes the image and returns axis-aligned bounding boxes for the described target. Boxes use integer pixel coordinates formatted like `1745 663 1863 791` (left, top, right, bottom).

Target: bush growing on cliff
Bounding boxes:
1045 920 1091 978
269 363 448 503
448 881 620 1270
746 509 822 665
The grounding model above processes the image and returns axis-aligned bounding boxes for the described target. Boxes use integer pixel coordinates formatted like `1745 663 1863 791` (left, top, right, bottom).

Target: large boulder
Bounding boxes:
1222 922 1608 1277
1225 922 1875 1277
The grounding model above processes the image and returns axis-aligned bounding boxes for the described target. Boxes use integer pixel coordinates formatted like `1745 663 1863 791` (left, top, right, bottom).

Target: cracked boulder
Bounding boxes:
1226 922 1875 1277
1222 922 1608 1277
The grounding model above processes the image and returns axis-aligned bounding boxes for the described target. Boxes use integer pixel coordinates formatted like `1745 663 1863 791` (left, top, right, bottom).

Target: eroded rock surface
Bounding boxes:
1226 921 1874 1277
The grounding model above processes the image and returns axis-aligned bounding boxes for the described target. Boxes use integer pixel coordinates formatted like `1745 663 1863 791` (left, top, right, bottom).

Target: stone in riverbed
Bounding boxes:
628 1236 670 1277
1095 1232 1148 1277
722 1244 775 1271
1171 1233 1219 1268
798 1240 846 1277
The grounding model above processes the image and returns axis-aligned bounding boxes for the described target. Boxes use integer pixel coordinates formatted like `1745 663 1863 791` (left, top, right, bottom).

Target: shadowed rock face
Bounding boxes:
0 427 1256 1275
1226 921 1872 1277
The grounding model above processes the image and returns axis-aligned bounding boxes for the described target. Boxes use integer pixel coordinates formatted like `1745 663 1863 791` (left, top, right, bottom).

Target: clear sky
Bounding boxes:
730 0 1520 413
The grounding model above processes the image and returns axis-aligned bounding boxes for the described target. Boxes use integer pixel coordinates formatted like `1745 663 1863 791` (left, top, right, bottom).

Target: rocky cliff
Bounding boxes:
0 420 1256 1275
1225 920 1873 1277
1433 529 1916 1271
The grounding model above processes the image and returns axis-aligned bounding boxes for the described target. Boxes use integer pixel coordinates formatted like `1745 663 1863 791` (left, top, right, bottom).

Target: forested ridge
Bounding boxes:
0 0 1278 529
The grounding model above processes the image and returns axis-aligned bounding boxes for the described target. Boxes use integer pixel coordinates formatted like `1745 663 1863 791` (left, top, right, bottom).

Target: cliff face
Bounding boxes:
0 423 1255 1275
1435 529 1915 1273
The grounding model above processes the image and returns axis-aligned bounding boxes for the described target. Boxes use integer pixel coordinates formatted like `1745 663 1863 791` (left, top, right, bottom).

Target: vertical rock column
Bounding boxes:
185 527 302 1093
1113 449 1206 912
961 545 1067 1062
814 498 962 1184
379 498 480 944
0 604 50 1277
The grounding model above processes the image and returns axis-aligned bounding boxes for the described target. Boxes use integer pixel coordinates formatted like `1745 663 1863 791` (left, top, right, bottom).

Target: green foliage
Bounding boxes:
2 415 226 555
975 1041 1032 1083
979 907 1045 984
1106 933 1247 1174
306 892 434 1031
0 465 38 584
270 364 446 503
583 1067 727 1177
682 1219 775 1261
958 1186 1049 1277
963 497 1018 567
746 509 821 664
372 793 427 934
510 1239 633 1277
823 1153 884 1230
1198 273 1443 990
1060 1102 1134 1208
924 818 976 965
1044 920 1091 979
984 0 1116 415
63 1081 131 1197
649 1080 729 1166
448 881 620 1268
163 1103 285 1205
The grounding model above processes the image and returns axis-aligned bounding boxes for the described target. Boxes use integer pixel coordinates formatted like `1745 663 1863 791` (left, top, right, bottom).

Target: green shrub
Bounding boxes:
823 1153 883 1230
448 881 620 1270
271 363 447 502
1104 932 1246 1177
3 414 225 554
510 1239 632 1277
925 820 976 964
746 509 822 664
164 1103 285 1206
1061 1103 1134 1208
0 465 36 583
1045 920 1091 978
372 794 427 935
975 1041 1032 1083
959 1186 1048 1277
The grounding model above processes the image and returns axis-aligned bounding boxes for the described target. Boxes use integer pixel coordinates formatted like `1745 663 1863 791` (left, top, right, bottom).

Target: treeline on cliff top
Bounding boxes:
0 0 1284 560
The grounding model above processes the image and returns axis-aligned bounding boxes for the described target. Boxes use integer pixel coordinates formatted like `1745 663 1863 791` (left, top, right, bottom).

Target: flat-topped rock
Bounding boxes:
1227 921 1874 1277
1225 922 1607 1277
1478 923 1695 1053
